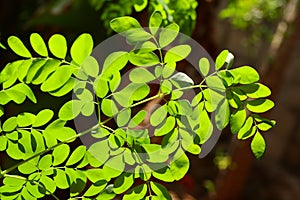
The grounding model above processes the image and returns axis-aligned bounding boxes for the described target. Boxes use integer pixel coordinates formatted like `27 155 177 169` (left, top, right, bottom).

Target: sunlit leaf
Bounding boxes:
159 23 179 48
199 57 210 76
251 131 266 159
246 99 275 113
53 144 70 166
149 11 163 35
7 36 31 58
48 34 67 59
129 68 155 83
215 50 228 70
164 45 191 63
71 34 93 65
30 33 48 57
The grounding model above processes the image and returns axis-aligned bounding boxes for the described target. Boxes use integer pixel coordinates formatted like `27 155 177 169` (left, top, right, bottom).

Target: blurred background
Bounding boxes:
0 0 299 199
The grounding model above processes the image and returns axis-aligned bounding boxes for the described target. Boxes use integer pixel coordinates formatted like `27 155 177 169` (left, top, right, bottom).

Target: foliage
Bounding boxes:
0 11 275 199
220 0 285 29
90 0 198 35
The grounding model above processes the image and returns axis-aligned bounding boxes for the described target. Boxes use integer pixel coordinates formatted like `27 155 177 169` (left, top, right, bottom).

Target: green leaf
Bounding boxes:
128 110 147 128
154 116 176 136
164 45 191 63
26 182 45 198
38 154 52 170
230 108 246 134
170 72 194 88
48 34 67 59
49 78 76 97
162 62 176 78
199 57 210 76
59 100 84 120
54 169 70 189
238 83 271 98
81 101 95 116
31 59 61 85
150 182 172 200
123 184 147 200
47 126 76 142
30 33 48 57
134 0 147 12
160 79 173 94
41 66 74 92
237 117 253 139
9 83 37 103
16 60 32 83
116 108 131 127
71 34 93 65
7 36 31 58
215 98 230 130
3 176 26 186
84 181 107 197
94 77 109 98
129 51 160 67
191 92 203 107
66 145 86 166
114 83 149 107
110 17 152 43
33 109 54 127
0 41 6 50
206 75 225 92
159 23 179 48
85 169 106 183
150 105 167 126
103 154 125 179
31 129 45 153
109 72 121 92
39 174 56 194
17 112 36 127
5 89 26 104
251 131 266 159
113 173 134 194
101 99 118 117
149 11 163 35
123 148 135 165
0 135 8 151
1 61 19 88
88 140 110 165
76 88 93 101
196 109 213 144
26 60 48 84
229 66 260 84
96 184 116 199
101 51 128 77
129 68 156 83
52 144 70 166
3 117 17 132
143 144 169 163
81 56 99 77
0 105 3 117
110 16 142 33
169 150 189 181
215 50 228 70
135 41 157 53
246 99 275 113
18 157 39 174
